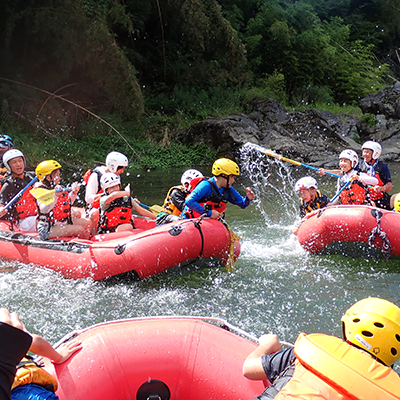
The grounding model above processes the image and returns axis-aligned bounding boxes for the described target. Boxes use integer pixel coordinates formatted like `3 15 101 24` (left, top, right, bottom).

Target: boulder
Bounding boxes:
182 85 400 166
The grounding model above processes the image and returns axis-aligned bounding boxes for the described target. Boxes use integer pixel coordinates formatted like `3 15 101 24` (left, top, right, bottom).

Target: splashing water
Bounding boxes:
239 143 299 226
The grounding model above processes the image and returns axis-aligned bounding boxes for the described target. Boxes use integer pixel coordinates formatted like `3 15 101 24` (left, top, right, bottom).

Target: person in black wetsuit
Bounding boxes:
0 308 32 400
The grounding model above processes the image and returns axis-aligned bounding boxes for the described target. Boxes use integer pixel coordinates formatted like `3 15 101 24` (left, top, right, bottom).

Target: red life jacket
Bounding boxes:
184 177 229 219
51 190 72 223
15 189 38 220
98 196 133 233
368 173 384 201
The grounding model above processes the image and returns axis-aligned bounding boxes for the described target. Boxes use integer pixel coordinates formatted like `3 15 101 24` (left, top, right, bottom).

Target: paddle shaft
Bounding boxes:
329 178 352 203
139 202 151 210
246 142 340 178
4 176 38 210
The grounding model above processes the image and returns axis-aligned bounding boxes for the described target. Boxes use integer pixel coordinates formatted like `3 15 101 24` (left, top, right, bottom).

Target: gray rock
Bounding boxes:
182 85 400 167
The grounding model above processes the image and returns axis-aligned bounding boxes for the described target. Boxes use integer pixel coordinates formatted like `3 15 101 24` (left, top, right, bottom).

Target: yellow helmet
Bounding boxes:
394 193 400 213
212 158 240 176
35 160 62 181
341 297 400 366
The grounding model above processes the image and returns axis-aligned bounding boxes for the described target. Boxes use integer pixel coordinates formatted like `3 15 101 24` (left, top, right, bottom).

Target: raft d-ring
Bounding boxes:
370 208 383 219
114 244 126 255
317 209 326 218
168 225 182 236
137 380 170 400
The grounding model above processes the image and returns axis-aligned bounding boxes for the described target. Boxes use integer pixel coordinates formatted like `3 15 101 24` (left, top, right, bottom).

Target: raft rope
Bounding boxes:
220 218 242 273
193 215 206 258
368 209 392 262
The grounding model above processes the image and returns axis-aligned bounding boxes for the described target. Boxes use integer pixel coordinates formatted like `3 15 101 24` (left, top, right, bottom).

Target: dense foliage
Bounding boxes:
0 0 398 167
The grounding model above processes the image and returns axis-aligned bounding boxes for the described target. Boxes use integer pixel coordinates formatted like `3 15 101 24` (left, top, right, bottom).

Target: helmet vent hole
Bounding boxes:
352 318 360 323
374 322 384 328
361 330 373 337
396 334 400 342
391 348 397 356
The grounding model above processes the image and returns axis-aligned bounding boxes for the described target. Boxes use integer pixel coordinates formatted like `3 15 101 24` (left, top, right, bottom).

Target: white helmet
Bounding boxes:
100 172 121 191
339 149 359 168
181 169 203 187
3 149 26 173
362 141 382 160
105 151 128 174
295 176 318 191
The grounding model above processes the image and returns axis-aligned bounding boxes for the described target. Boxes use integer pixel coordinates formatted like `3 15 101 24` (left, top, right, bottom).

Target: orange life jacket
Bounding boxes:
275 333 400 400
161 185 186 216
339 176 369 205
12 356 58 392
183 177 229 219
98 196 133 233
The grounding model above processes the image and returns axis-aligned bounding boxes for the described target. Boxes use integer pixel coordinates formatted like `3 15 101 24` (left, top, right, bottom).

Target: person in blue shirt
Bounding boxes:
182 158 255 219
359 141 393 210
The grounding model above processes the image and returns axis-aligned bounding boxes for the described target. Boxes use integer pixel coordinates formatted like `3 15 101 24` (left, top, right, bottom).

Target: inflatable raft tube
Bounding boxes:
0 216 241 280
297 205 400 257
43 316 267 400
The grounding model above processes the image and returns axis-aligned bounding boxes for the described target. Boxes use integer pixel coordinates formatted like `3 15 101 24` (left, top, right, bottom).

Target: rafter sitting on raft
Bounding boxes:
318 149 378 206
97 172 155 234
243 297 400 400
34 160 92 240
156 169 203 226
0 149 38 232
182 158 255 220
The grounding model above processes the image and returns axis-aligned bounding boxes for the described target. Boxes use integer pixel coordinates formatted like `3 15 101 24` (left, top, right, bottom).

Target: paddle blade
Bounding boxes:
149 205 163 215
30 187 56 205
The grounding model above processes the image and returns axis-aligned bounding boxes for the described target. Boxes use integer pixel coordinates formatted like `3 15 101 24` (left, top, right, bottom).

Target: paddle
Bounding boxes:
329 178 352 203
30 187 67 205
4 176 38 210
139 202 163 215
244 142 340 178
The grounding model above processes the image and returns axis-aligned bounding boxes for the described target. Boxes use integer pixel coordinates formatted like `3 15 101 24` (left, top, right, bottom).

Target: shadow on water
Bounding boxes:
0 144 399 371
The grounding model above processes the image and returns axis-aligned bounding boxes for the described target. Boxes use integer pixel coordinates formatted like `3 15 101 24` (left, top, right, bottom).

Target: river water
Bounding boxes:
0 146 399 370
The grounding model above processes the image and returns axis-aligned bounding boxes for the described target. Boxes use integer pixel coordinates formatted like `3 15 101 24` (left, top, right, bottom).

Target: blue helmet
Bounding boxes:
0 135 13 150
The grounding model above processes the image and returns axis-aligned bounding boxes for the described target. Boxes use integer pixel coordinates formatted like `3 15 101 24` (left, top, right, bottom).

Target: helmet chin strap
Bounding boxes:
222 174 230 188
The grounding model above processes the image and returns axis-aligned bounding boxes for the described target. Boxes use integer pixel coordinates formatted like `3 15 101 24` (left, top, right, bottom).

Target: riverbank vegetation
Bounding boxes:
0 0 398 169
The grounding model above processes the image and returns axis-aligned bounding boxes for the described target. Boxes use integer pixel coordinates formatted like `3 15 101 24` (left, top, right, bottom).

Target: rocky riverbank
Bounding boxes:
182 82 400 168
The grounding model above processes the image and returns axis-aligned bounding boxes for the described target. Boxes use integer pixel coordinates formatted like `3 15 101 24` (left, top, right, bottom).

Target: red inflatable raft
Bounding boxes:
43 316 267 400
297 205 400 257
0 216 240 280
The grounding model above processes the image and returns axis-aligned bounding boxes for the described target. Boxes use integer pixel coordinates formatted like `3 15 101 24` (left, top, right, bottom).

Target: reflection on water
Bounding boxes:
1 147 400 371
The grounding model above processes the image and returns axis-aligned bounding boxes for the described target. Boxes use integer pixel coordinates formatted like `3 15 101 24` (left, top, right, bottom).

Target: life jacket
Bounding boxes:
338 175 369 205
368 173 385 201
358 161 386 201
2 173 38 222
51 190 72 223
83 167 105 209
274 333 400 400
14 188 38 220
98 196 133 233
183 177 230 219
161 185 186 216
36 179 72 226
300 190 327 215
11 356 58 392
